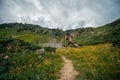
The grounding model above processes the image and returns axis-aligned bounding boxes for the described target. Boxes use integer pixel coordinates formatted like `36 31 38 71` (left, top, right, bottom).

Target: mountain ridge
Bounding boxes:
0 18 120 46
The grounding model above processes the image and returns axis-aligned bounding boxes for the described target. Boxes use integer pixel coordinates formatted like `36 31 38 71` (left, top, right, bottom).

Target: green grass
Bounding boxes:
0 26 52 44
0 29 15 37
0 30 51 44
0 37 63 80
0 52 63 80
57 44 120 80
14 32 36 42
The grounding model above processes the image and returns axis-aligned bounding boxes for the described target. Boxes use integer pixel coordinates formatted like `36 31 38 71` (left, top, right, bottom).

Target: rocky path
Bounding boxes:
59 56 78 80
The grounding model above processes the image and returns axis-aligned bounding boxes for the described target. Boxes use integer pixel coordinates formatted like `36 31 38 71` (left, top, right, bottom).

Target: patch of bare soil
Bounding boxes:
59 56 78 80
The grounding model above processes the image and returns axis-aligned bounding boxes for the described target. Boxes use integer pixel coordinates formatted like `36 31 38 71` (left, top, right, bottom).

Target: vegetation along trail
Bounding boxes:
59 56 78 80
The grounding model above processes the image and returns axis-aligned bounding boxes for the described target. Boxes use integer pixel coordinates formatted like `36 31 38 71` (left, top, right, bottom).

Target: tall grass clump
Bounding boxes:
57 44 120 80
0 52 63 80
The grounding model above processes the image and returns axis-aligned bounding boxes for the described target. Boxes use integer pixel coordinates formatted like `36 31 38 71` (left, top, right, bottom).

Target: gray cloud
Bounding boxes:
0 0 120 30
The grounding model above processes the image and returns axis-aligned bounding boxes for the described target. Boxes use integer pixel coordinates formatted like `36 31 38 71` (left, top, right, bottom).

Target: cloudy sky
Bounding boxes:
0 0 120 30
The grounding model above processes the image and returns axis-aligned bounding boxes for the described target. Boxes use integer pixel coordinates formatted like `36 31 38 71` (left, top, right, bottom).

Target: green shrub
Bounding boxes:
0 37 41 53
44 47 56 52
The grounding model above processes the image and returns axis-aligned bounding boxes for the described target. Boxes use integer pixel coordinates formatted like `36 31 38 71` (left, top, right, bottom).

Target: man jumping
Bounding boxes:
65 33 80 48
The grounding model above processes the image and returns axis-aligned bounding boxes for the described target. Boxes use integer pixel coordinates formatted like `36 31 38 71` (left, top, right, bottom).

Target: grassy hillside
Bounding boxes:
0 23 64 44
0 37 63 80
66 18 120 46
0 18 120 80
57 44 120 80
0 18 120 46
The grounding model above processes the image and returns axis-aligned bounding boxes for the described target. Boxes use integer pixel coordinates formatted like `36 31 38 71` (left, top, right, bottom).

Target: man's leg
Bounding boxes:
65 42 70 48
74 43 80 48
72 42 80 48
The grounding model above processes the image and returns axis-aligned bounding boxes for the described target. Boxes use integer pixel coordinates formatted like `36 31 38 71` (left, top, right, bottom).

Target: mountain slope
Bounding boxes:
0 18 120 46
66 18 120 46
0 23 64 44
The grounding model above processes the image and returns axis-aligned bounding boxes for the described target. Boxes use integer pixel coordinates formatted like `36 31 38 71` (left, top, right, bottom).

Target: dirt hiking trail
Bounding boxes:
59 56 79 80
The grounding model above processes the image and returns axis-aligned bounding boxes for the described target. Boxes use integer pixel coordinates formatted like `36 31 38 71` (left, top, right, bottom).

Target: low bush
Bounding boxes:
44 47 56 53
0 37 41 53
